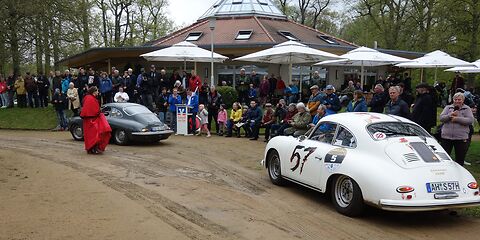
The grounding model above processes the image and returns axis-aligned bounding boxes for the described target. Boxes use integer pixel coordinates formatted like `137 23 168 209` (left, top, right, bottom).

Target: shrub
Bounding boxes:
217 86 238 107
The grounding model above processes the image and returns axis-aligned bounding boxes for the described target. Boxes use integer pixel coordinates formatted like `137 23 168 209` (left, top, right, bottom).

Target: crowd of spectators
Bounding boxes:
0 67 477 165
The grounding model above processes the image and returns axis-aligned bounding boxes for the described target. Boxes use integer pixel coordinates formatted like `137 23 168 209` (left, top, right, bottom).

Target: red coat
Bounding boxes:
189 75 202 92
80 94 111 152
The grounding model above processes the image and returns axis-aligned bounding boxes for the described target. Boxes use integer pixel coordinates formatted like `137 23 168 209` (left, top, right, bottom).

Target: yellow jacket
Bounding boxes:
14 79 26 95
230 109 243 122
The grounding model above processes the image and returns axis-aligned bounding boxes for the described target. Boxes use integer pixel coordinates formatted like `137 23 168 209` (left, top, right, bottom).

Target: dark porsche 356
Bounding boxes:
68 103 174 145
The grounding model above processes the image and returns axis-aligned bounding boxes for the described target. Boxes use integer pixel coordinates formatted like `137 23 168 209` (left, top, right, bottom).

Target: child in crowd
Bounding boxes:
197 104 211 137
217 104 228 136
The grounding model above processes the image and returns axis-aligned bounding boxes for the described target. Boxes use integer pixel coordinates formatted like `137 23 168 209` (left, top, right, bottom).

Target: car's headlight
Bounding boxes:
141 128 149 132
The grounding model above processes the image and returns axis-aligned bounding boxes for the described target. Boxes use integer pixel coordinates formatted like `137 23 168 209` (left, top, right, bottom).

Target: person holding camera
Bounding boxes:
439 92 474 166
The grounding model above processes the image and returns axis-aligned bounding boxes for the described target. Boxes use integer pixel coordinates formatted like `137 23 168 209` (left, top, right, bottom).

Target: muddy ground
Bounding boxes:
0 130 479 240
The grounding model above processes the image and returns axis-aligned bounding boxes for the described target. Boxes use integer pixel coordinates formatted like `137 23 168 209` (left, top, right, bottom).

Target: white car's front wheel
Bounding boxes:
267 150 286 186
332 175 365 217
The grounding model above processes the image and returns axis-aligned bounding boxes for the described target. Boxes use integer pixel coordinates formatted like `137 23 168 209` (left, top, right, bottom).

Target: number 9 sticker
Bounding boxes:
373 132 386 140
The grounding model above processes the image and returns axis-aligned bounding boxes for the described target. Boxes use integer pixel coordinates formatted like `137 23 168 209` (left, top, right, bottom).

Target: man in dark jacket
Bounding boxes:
411 83 436 133
6 73 15 107
369 84 388 113
159 69 171 92
36 72 50 107
323 85 341 113
385 86 410 119
77 68 89 103
24 72 39 108
246 100 263 140
52 88 68 130
139 73 154 111
148 65 160 100
207 85 223 134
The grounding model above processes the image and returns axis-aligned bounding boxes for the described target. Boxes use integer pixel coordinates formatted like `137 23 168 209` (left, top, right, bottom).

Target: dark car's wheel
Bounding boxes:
113 129 129 145
70 124 84 141
267 150 286 186
331 175 365 217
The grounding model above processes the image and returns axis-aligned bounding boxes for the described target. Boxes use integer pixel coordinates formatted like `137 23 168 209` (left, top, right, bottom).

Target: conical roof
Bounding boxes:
199 0 287 20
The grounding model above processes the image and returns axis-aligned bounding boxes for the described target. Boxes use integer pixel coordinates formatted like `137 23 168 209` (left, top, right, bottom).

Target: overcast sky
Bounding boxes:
167 0 219 27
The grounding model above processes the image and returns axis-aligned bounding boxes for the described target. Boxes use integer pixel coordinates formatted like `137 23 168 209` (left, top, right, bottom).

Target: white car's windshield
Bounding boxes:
367 122 429 139
123 105 151 116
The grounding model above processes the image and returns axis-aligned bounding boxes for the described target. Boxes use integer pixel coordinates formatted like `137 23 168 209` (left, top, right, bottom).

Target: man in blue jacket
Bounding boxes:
168 88 183 132
246 100 263 140
323 85 341 113
186 88 199 134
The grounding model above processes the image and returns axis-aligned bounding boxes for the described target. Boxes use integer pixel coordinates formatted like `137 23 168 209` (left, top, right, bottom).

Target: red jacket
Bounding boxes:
189 75 202 92
0 81 7 94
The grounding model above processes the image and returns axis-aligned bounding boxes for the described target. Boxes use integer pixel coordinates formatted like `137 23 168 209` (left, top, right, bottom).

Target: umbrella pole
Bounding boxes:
361 61 364 89
420 68 424 83
435 67 438 82
184 59 187 72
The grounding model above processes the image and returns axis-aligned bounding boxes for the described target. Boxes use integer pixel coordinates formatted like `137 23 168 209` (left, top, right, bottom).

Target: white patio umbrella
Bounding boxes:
233 41 342 90
396 50 473 82
316 46 411 87
445 59 480 73
140 41 228 83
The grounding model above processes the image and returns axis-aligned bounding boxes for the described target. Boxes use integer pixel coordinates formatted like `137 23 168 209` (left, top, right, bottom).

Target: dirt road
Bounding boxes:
1 130 479 240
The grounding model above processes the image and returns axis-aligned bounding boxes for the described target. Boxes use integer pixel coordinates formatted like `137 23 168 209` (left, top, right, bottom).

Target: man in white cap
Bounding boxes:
323 85 341 113
307 85 325 116
284 102 312 136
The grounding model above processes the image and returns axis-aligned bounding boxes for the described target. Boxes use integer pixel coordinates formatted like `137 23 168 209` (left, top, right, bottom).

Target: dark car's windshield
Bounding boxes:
367 122 430 140
123 105 151 116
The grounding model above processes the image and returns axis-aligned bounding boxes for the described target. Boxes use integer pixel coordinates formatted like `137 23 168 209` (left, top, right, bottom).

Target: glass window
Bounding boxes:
310 122 337 144
317 35 339 45
279 31 299 41
110 107 123 118
367 122 430 140
236 30 253 40
185 32 203 41
334 126 356 148
232 0 243 4
123 105 151 116
257 0 268 5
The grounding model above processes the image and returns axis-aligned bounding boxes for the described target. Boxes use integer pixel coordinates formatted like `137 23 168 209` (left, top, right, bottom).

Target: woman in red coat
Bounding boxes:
80 86 112 154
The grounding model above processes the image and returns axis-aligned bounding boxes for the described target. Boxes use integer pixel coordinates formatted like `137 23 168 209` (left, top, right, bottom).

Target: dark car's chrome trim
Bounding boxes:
131 130 174 136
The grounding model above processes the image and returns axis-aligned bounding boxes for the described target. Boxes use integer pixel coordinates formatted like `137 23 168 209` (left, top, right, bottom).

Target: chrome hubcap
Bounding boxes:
335 176 353 208
116 130 126 142
269 155 281 179
74 126 83 138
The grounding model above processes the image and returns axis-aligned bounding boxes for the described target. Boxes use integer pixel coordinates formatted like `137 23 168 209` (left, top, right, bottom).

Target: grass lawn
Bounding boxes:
0 106 60 130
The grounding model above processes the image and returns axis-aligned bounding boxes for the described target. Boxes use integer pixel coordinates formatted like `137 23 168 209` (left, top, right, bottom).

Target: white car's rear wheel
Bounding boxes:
267 150 286 186
332 175 364 217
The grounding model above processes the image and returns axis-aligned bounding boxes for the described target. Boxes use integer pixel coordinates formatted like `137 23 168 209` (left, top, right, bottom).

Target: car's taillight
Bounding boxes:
467 182 478 189
396 186 414 193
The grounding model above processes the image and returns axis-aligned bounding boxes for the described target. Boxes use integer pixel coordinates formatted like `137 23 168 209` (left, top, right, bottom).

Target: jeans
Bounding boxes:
56 109 68 128
158 111 167 123
141 93 154 111
0 93 8 107
27 91 39 108
169 111 177 132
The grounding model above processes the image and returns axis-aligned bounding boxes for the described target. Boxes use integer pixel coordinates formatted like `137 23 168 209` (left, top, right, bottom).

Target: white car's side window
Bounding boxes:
310 122 337 144
334 126 356 148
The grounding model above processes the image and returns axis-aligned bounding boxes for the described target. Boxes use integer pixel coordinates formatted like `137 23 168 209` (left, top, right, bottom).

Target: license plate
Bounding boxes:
151 127 162 131
426 181 460 193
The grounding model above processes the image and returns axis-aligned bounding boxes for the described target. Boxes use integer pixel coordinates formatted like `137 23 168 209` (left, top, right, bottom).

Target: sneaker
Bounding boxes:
207 134 211 138
464 161 471 166
249 137 258 141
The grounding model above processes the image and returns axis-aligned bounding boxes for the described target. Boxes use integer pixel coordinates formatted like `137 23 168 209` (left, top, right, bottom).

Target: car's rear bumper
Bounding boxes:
379 197 480 211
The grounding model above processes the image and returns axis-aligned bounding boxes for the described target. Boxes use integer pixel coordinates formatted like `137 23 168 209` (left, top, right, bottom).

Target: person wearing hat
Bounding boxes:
323 85 341 113
284 102 312 136
307 85 325 116
411 83 436 133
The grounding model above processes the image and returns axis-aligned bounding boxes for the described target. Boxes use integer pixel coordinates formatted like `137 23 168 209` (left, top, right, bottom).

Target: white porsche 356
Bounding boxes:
261 112 480 216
